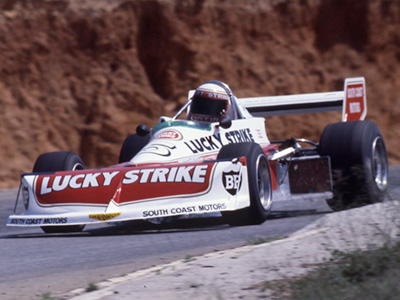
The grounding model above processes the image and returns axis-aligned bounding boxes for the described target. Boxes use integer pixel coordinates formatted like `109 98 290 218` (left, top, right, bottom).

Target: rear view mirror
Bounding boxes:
218 116 232 129
136 124 150 136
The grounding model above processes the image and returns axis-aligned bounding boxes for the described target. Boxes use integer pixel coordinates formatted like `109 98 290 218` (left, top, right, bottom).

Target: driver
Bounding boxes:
188 81 237 122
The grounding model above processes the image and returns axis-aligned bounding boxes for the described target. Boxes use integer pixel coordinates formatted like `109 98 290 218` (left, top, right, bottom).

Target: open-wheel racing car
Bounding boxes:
8 77 388 233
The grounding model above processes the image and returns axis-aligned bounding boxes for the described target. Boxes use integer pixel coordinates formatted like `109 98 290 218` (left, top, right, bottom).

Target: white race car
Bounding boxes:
8 78 388 233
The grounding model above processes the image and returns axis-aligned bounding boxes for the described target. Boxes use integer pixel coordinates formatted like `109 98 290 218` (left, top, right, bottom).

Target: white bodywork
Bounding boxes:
7 77 366 228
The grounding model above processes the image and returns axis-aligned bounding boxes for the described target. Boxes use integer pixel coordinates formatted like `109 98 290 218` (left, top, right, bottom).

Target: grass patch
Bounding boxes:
264 241 400 299
246 235 283 245
85 283 99 292
183 255 196 263
38 293 59 300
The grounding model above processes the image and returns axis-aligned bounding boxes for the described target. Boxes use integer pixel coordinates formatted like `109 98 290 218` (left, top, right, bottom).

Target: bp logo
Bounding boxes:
222 170 242 196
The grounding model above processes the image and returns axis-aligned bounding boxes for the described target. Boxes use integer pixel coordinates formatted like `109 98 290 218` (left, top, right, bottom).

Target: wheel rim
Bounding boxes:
72 163 85 171
256 155 272 211
372 136 388 191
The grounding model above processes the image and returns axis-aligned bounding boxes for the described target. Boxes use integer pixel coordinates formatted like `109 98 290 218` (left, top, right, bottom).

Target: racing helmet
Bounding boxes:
189 81 236 122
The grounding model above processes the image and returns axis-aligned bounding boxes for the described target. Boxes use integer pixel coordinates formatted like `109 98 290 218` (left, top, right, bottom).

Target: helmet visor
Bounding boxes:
191 96 228 117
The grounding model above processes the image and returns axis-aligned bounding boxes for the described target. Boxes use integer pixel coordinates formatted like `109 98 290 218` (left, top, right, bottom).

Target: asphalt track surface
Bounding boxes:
0 165 398 300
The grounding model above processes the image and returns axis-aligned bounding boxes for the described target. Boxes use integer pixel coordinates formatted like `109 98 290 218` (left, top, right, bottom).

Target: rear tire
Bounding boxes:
217 143 272 226
33 151 86 233
319 121 388 210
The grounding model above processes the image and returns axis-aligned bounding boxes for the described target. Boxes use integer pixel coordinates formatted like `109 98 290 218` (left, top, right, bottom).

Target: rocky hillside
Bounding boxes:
0 0 399 188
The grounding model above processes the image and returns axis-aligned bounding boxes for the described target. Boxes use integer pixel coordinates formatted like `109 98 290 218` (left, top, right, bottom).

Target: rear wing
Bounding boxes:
239 77 367 122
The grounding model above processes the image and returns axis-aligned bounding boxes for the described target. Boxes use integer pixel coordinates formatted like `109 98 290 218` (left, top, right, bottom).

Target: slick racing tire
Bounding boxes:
217 143 273 226
33 151 86 233
118 134 151 163
319 121 388 211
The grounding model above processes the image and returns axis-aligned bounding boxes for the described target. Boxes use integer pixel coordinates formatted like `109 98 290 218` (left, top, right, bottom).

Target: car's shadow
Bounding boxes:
1 209 329 239
1 216 229 239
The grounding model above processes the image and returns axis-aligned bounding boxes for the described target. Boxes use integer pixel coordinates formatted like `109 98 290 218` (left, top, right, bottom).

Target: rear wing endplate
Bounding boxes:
239 77 367 122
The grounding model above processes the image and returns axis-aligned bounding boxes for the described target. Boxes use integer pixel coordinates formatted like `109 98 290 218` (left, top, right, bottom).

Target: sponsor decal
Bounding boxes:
143 209 169 218
153 130 182 140
225 128 254 144
142 203 227 218
119 163 214 203
222 170 242 195
23 218 42 225
122 165 209 184
40 171 120 195
191 114 221 122
139 143 177 157
35 163 215 205
42 217 68 224
10 219 26 225
349 102 361 113
184 133 223 153
9 217 68 225
194 90 230 101
39 165 209 195
347 86 363 98
198 203 227 212
184 128 255 154
89 212 121 221
255 128 264 139
344 82 366 122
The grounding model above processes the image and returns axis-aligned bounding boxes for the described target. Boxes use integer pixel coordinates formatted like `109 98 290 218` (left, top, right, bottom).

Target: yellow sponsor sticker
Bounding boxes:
89 212 121 221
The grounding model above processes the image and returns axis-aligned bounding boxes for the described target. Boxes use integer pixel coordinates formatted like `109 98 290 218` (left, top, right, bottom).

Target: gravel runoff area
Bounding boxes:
63 195 400 300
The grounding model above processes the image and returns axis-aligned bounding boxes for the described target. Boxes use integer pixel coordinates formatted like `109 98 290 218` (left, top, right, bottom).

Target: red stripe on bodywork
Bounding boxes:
262 143 279 155
34 162 215 206
268 161 278 191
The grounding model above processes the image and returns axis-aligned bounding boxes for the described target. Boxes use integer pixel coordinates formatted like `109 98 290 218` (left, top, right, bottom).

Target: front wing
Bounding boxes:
8 159 250 227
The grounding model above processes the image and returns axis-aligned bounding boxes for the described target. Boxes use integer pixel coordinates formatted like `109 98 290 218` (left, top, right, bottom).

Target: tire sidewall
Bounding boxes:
32 151 86 233
218 142 272 224
359 123 388 202
33 151 85 172
319 121 388 208
246 145 272 222
119 134 150 163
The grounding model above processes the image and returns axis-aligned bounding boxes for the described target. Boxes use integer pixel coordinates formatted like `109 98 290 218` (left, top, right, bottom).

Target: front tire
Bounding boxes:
33 151 85 172
217 143 273 226
319 121 388 210
119 134 150 163
33 151 86 233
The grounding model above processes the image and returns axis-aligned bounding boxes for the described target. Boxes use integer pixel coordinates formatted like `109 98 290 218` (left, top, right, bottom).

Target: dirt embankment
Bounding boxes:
0 0 399 188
